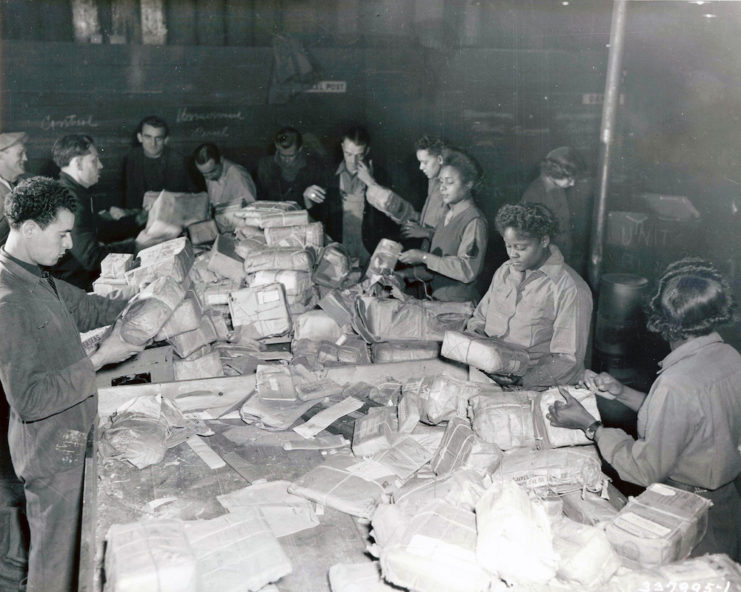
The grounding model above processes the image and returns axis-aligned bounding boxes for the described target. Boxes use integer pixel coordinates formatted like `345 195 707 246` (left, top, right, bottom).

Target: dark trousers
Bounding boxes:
690 480 741 559
22 464 85 592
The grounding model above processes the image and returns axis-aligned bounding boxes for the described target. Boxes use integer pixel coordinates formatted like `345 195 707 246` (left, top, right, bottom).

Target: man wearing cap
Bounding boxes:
0 132 29 245
0 176 142 591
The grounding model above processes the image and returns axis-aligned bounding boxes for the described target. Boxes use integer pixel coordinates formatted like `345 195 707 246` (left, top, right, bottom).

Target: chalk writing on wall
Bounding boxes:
190 126 230 138
176 107 245 123
40 114 99 131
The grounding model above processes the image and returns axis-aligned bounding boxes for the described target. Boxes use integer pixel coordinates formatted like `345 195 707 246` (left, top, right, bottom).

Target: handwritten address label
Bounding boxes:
40 114 99 131
176 107 245 124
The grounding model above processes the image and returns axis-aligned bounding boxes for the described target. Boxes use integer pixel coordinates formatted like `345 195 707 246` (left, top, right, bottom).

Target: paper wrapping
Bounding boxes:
561 489 619 526
237 209 309 229
535 387 601 448
430 417 474 476
495 446 605 495
255 364 297 402
552 517 622 589
234 237 268 259
441 330 531 375
475 480 557 586
313 243 353 288
242 247 314 274
605 483 712 568
371 340 440 363
116 276 186 346
183 510 292 592
406 374 501 426
328 562 397 592
104 520 198 592
247 269 316 314
292 309 344 343
316 337 372 366
365 238 402 280
173 351 224 381
100 253 134 279
126 237 195 288
167 315 219 359
155 291 203 341
144 190 210 240
353 298 473 343
207 234 246 282
228 284 292 339
239 390 318 431
264 222 324 249
371 435 431 480
288 451 395 519
379 500 491 592
352 407 398 457
214 201 248 233
469 391 536 450
92 277 138 300
186 219 219 245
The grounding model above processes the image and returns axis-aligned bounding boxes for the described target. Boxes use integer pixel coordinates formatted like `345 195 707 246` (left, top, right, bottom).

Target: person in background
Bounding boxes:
123 115 194 209
396 150 488 302
363 134 449 247
47 135 145 291
257 127 327 206
193 142 257 207
467 202 592 386
548 258 741 558
0 177 142 592
0 132 29 245
520 146 585 265
309 126 399 266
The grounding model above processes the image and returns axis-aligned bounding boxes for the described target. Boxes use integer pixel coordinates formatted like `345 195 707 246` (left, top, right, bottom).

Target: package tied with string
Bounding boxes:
247 269 316 314
236 206 309 229
208 234 246 283
155 290 203 341
100 253 134 279
139 190 210 242
605 483 713 568
229 284 292 340
264 221 324 249
353 297 473 343
313 243 353 289
365 239 402 281
441 330 530 376
242 247 314 274
125 237 195 289
167 313 224 359
430 417 475 476
371 340 440 363
377 499 492 592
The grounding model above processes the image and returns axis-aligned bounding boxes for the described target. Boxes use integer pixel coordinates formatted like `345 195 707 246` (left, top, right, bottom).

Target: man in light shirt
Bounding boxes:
193 142 256 207
467 202 593 387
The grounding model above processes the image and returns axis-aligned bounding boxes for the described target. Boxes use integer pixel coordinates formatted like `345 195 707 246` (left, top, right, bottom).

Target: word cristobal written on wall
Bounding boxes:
40 114 99 131
176 107 245 124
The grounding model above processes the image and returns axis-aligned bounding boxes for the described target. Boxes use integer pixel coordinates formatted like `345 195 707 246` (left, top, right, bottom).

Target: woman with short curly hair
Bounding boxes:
548 257 741 557
467 202 593 386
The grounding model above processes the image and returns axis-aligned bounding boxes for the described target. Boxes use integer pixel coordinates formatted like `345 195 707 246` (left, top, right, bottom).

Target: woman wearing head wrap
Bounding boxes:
548 258 741 557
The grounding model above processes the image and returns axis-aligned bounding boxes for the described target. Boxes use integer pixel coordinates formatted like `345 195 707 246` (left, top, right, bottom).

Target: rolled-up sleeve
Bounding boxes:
426 217 487 283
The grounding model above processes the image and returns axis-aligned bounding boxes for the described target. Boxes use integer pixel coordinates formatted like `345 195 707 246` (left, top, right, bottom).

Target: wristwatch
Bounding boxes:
584 420 603 441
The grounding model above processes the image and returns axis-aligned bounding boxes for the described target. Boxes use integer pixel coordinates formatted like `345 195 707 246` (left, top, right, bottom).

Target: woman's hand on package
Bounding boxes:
89 331 144 371
398 249 427 265
546 390 596 431
581 369 624 400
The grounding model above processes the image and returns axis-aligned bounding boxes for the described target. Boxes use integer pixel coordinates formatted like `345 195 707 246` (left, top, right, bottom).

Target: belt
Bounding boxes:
664 477 711 495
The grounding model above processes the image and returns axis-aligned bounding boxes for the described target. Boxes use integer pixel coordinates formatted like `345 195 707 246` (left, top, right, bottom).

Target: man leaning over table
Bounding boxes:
0 176 143 592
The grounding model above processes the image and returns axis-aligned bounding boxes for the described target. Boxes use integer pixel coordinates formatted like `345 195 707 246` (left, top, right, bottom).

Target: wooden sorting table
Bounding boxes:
80 359 467 592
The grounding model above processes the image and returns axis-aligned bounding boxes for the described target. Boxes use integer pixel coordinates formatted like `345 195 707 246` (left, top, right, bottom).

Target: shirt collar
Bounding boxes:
658 332 724 373
446 197 473 219
0 177 13 191
505 244 565 281
59 171 86 193
0 247 43 278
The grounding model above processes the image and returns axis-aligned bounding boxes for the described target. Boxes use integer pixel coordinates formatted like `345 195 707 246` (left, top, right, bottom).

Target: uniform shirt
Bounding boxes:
426 198 487 285
0 248 126 478
597 333 741 490
206 158 257 207
0 179 11 245
467 245 592 385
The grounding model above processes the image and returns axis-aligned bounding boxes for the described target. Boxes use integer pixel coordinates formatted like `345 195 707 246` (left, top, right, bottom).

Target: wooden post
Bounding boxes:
110 0 140 44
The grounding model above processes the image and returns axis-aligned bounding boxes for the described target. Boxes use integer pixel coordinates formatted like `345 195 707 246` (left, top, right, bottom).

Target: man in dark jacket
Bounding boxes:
47 134 145 290
0 176 142 591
